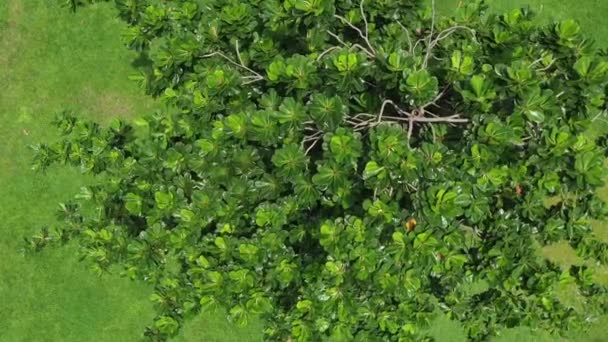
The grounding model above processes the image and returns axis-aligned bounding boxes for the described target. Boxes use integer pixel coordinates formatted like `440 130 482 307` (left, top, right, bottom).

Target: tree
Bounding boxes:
29 0 608 340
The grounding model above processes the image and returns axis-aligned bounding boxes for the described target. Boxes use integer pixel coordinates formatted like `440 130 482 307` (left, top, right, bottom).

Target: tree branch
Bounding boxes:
200 40 265 84
423 0 436 69
423 25 476 67
326 31 375 58
332 0 376 57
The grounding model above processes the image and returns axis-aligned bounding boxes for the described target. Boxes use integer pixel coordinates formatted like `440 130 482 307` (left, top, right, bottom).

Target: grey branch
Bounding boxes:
333 0 376 57
201 40 264 84
326 31 375 58
423 0 437 69
423 25 476 68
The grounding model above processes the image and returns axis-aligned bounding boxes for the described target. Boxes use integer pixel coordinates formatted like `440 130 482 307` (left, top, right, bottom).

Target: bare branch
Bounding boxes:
303 131 323 142
414 115 468 123
396 20 414 54
423 25 476 66
407 116 415 142
387 113 466 123
433 26 475 44
359 0 375 54
317 46 341 61
529 57 544 68
333 1 376 57
423 0 436 69
305 137 321 155
201 41 264 84
334 14 366 41
326 31 374 58
421 85 450 110
377 99 395 123
350 113 375 120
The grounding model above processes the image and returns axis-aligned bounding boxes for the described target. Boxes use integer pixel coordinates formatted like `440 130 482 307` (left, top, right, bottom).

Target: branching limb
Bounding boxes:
421 85 450 111
201 40 264 84
377 99 395 123
302 131 323 143
423 0 437 69
317 46 342 61
396 20 414 55
305 138 321 155
302 129 324 155
423 25 476 67
326 31 375 58
358 0 375 55
332 0 376 58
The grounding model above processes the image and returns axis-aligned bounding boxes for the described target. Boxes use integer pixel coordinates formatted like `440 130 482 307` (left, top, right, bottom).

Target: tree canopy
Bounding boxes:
30 0 608 340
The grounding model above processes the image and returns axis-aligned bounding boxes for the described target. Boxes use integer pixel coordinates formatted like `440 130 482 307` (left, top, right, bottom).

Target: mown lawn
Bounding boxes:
0 1 259 341
438 0 608 48
0 1 607 341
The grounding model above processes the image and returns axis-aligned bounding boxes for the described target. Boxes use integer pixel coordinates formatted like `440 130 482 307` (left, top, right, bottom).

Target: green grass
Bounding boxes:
0 1 260 341
1 1 607 341
437 0 608 48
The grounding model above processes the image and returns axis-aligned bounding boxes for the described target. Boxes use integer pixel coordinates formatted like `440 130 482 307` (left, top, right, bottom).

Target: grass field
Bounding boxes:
440 0 608 48
0 1 259 341
0 0 607 341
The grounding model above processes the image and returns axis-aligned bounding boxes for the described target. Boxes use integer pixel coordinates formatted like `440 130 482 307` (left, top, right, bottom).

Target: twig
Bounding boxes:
536 60 555 72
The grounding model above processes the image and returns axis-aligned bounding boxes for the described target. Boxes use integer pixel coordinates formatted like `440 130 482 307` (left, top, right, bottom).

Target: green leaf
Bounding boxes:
333 52 358 72
329 128 362 165
229 304 250 327
124 193 142 215
272 144 307 178
557 19 581 40
470 74 493 98
225 113 248 138
362 161 386 180
154 191 174 210
574 56 592 77
404 69 439 103
267 58 286 81
154 316 179 335
525 110 545 123
276 97 307 125
451 50 475 75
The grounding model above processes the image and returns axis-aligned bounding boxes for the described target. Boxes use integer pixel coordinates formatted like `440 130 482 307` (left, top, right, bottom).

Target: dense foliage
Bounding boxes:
30 0 608 340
